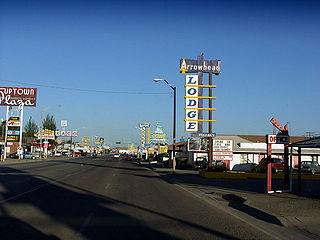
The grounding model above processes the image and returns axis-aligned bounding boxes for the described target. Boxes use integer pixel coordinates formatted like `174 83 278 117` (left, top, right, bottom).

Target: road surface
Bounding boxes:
0 155 310 239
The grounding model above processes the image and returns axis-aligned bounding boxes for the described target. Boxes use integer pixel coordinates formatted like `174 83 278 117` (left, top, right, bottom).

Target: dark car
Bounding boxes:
232 163 257 172
9 152 39 159
9 152 19 159
257 157 284 173
294 161 320 175
195 157 208 169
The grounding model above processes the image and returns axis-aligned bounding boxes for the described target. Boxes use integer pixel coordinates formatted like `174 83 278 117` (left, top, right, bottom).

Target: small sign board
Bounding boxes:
8 121 20 126
191 133 216 138
7 135 20 142
267 134 290 144
61 120 68 127
7 130 20 136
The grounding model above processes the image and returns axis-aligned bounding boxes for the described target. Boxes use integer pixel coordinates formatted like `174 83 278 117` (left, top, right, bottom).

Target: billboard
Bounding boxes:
0 87 37 107
188 139 208 152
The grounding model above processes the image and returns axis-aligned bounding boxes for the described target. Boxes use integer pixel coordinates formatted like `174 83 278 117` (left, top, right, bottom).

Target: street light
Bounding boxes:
153 78 176 174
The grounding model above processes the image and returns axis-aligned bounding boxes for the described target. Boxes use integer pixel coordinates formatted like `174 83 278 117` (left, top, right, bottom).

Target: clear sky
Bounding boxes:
0 0 319 146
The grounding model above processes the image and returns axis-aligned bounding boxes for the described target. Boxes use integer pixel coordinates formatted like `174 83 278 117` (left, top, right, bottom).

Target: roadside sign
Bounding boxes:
9 117 20 121
7 130 20 136
7 135 20 142
72 131 78 137
213 140 233 161
180 59 221 75
8 121 20 126
0 87 37 107
61 120 68 127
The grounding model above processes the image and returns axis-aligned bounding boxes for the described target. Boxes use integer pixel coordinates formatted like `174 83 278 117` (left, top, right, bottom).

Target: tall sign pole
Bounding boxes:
18 104 24 159
180 55 221 170
0 87 37 159
208 72 213 169
4 106 10 160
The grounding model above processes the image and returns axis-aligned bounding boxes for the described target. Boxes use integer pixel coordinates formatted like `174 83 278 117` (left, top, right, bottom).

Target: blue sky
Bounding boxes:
0 0 319 145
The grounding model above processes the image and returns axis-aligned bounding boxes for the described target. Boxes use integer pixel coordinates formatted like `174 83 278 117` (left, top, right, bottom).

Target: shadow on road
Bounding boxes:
222 194 283 226
0 162 244 240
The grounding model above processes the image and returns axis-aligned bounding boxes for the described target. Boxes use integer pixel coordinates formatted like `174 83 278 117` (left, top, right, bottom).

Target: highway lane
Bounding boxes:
0 155 278 240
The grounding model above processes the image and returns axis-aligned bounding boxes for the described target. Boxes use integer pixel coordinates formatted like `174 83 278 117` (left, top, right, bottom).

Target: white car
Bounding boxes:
114 154 120 158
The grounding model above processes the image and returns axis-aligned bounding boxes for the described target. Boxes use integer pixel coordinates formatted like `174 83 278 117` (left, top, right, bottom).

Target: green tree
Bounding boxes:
24 117 39 137
42 114 57 131
0 120 6 140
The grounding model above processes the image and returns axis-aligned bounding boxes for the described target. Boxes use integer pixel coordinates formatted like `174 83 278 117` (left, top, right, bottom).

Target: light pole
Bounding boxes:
153 78 176 174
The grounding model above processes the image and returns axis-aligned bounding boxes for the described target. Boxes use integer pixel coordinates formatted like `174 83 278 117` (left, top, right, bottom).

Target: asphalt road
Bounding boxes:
0 155 308 240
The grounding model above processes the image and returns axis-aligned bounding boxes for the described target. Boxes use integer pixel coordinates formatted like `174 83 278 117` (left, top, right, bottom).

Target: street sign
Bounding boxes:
72 131 78 137
267 134 290 144
191 133 216 138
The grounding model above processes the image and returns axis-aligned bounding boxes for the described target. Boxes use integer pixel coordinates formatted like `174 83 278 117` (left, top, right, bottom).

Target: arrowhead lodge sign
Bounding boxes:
180 58 221 75
0 87 37 107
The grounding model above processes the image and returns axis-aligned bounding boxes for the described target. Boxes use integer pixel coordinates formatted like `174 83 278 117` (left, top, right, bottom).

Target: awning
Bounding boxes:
290 136 320 148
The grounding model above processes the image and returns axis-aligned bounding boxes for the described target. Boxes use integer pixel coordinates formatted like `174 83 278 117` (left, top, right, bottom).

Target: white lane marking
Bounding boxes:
105 184 111 190
112 173 116 177
0 183 49 204
0 165 93 204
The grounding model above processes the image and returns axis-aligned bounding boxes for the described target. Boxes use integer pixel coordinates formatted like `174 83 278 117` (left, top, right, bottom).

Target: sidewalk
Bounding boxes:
0 156 65 165
139 162 320 239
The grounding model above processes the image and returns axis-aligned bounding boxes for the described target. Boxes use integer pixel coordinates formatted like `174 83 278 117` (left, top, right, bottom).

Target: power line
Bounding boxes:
0 78 168 95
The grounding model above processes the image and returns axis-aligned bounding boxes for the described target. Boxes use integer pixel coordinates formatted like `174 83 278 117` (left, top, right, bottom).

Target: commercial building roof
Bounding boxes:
290 136 320 148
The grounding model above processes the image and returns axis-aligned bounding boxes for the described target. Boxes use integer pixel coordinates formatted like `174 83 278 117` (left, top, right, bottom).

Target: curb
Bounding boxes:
199 170 320 180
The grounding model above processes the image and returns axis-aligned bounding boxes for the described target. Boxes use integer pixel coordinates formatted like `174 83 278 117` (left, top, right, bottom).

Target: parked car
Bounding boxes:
232 163 257 172
294 161 320 175
54 152 62 156
8 152 19 159
113 153 120 158
9 152 39 159
24 152 40 159
256 157 284 173
195 157 208 169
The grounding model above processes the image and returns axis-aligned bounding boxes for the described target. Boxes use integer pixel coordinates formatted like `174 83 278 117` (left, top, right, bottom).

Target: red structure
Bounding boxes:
267 118 290 193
